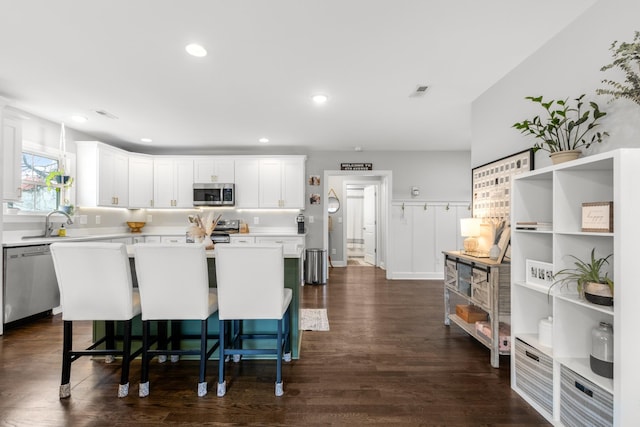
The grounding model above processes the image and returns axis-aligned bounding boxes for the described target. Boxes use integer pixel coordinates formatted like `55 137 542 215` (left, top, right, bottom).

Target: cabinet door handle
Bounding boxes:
574 381 593 398
524 350 539 362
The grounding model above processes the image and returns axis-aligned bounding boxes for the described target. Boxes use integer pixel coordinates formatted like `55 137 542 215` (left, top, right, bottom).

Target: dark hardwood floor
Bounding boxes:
0 266 549 426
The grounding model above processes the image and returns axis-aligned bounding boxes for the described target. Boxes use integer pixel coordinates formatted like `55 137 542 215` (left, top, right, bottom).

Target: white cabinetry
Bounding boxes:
229 235 255 244
259 157 305 208
160 235 187 243
234 158 260 208
128 154 154 208
193 157 235 183
2 113 22 201
153 157 194 208
255 236 305 254
76 141 129 207
511 149 640 426
389 202 467 279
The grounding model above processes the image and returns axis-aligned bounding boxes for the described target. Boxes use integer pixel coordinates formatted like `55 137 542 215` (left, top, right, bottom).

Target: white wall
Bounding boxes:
472 0 640 169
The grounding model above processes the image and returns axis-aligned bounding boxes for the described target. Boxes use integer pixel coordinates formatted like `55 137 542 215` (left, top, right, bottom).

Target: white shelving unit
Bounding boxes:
510 149 640 426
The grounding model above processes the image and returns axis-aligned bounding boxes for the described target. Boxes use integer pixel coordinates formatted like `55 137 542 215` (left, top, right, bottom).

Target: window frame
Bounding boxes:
3 140 76 221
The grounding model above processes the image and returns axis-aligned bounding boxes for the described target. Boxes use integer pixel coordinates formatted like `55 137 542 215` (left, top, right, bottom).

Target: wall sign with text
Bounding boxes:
341 163 372 171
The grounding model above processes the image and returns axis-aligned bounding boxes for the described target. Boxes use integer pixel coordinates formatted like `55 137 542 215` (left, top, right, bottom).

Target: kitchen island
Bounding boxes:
92 245 303 360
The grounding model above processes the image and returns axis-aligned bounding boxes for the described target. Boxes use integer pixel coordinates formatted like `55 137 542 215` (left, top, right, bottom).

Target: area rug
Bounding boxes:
299 309 330 331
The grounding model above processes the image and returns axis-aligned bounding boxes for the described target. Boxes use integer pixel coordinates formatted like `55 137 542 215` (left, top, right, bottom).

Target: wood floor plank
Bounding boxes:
0 266 549 426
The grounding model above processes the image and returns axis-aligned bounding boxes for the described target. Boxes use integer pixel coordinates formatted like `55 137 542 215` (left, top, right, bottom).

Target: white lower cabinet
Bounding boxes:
160 235 187 243
229 235 255 244
255 236 304 254
511 149 640 426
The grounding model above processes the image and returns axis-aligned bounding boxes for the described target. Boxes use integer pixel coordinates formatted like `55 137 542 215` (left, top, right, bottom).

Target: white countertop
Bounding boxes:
2 228 306 248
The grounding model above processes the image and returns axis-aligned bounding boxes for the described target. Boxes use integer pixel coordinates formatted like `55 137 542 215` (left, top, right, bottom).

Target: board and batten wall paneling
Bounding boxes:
389 201 468 279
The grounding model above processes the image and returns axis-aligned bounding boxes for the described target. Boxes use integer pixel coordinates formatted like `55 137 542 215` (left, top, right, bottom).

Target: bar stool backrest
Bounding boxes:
50 242 139 321
134 243 211 320
215 244 285 320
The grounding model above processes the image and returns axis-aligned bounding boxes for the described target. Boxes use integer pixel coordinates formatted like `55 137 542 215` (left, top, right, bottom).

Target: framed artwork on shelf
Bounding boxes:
581 201 613 232
525 259 554 287
472 149 534 221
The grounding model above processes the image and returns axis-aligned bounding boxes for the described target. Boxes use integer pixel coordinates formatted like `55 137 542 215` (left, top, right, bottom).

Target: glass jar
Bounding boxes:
590 321 613 378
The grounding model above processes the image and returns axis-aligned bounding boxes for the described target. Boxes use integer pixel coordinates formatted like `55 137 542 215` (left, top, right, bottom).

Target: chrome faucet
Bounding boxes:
45 210 74 237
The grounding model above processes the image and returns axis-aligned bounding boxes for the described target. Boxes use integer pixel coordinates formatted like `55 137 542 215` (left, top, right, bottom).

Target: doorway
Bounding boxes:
345 183 378 267
323 170 391 278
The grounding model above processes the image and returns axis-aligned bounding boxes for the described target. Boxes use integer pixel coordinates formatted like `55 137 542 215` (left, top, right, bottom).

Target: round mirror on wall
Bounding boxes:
327 196 340 214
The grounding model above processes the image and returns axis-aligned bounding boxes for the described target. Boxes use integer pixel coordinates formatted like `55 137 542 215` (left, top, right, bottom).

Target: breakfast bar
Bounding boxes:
92 245 303 360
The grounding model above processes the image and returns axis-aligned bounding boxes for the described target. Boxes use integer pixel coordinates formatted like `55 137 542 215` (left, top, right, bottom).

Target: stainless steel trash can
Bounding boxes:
305 248 327 285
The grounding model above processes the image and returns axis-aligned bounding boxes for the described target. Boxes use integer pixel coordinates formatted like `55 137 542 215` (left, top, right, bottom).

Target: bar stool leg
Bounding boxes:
118 320 132 397
157 320 168 363
60 321 73 399
104 320 116 364
217 319 227 397
275 318 284 397
139 320 150 397
197 319 208 397
170 320 181 363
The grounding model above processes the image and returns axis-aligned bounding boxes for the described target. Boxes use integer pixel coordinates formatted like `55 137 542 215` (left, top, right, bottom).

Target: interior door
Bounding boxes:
363 185 377 265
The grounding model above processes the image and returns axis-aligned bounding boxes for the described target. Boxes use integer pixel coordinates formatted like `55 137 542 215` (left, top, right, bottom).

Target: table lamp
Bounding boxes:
460 218 482 254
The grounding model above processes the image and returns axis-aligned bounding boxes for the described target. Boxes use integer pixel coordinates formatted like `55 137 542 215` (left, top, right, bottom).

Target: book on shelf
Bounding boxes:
515 221 552 230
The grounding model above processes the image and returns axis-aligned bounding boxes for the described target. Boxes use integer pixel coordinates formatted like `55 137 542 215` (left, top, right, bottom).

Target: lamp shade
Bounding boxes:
460 218 482 237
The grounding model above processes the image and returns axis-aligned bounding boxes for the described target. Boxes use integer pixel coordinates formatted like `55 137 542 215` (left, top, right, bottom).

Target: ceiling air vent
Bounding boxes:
409 85 430 98
94 109 119 120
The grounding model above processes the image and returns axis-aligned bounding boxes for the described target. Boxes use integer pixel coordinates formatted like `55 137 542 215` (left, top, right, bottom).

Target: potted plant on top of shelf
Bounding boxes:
597 31 640 106
512 94 609 165
551 248 614 306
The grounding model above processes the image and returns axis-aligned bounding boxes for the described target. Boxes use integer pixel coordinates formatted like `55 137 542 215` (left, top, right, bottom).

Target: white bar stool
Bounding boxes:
134 243 219 397
50 242 142 398
214 244 292 397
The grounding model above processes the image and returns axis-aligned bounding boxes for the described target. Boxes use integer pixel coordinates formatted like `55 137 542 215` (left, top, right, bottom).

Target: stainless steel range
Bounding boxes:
211 219 239 244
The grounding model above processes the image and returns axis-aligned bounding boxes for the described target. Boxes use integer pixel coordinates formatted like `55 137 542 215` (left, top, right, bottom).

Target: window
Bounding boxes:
10 151 59 212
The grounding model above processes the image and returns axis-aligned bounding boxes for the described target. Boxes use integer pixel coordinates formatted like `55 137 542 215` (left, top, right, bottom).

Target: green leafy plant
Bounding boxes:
597 31 640 106
551 248 613 297
512 95 609 153
45 170 73 190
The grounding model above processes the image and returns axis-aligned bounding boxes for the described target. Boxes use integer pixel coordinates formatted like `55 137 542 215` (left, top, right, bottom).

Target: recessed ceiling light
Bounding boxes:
140 138 153 143
258 137 269 143
354 146 363 152
312 94 328 104
71 115 88 123
185 43 207 57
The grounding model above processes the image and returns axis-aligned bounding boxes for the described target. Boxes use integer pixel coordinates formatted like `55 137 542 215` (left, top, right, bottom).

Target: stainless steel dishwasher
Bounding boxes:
3 245 60 324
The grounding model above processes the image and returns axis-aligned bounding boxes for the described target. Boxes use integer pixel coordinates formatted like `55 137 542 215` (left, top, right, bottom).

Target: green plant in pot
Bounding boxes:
512 94 609 165
597 31 640 106
551 248 613 306
45 170 74 210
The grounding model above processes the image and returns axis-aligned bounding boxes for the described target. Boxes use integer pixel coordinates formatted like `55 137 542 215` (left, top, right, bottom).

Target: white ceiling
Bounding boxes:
0 0 596 153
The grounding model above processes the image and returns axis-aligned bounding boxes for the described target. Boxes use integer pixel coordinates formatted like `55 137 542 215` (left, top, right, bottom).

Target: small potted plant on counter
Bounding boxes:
512 94 609 164
552 248 614 306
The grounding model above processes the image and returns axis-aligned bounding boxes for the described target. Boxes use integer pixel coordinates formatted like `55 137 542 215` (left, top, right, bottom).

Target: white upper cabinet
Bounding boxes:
259 157 305 208
128 153 154 208
153 157 194 208
193 157 235 183
234 158 260 208
77 141 129 207
2 113 22 202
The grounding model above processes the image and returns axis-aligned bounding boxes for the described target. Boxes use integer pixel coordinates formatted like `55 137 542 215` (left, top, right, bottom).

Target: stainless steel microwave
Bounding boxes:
193 183 235 206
